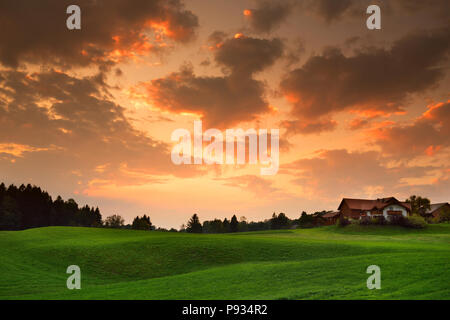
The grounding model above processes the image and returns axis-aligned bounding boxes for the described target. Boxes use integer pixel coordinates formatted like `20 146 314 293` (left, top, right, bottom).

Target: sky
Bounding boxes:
0 0 449 229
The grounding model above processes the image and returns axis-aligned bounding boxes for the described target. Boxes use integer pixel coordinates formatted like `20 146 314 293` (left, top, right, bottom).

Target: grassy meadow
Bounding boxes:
0 224 449 300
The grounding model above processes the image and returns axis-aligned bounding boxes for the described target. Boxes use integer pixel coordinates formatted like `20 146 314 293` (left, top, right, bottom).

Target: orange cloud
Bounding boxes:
422 100 450 121
132 34 284 127
425 145 442 156
280 28 450 135
283 149 438 201
0 69 206 196
349 108 406 118
368 101 450 160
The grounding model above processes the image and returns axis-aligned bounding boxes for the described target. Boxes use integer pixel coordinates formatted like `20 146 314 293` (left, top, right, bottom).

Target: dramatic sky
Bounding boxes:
1 0 449 228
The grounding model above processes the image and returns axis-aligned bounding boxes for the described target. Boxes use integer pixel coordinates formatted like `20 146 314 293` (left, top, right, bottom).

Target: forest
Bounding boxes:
0 183 102 230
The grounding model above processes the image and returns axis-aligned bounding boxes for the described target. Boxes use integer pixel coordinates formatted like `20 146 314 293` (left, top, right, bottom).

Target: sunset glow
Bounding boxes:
0 0 448 230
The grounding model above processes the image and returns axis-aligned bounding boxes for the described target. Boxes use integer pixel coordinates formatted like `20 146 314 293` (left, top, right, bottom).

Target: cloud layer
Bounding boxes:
138 34 284 127
0 0 198 68
244 0 295 33
370 101 450 159
280 28 450 134
284 149 442 200
0 69 203 192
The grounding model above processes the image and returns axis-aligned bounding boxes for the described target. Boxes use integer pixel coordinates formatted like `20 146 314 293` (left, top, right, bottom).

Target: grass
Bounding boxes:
0 224 449 299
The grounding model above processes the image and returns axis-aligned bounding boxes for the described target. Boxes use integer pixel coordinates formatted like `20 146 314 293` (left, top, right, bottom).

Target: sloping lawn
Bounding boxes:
0 224 449 299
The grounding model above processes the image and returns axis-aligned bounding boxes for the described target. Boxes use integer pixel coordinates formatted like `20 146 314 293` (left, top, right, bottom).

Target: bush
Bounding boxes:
387 214 427 229
337 216 351 227
104 214 124 228
430 216 442 224
373 216 387 225
389 215 407 226
359 217 371 225
359 216 387 226
358 214 427 229
404 215 427 229
439 207 450 223
299 222 315 229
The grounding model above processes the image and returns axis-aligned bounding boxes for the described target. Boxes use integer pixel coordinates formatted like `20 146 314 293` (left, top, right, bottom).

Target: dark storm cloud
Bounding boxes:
143 65 269 128
243 0 360 32
310 0 450 22
280 27 450 134
243 0 366 29
243 0 448 29
214 36 284 75
307 0 356 22
140 34 284 127
207 31 228 45
397 0 450 15
307 0 450 22
0 0 198 68
244 0 295 33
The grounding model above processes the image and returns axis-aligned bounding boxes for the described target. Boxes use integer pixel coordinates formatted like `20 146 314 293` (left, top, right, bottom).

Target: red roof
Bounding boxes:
323 211 340 218
338 197 411 212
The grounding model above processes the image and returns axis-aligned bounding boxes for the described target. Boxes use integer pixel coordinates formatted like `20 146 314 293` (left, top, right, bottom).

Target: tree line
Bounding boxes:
0 183 163 231
0 182 332 232
0 183 102 230
2 182 447 232
180 211 330 234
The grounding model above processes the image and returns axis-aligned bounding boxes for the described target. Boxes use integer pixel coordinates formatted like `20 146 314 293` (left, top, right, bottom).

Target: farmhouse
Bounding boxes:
424 202 450 219
337 197 411 221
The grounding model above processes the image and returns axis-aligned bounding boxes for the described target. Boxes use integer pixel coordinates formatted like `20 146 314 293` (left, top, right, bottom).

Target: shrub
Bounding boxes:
404 215 427 229
359 216 387 226
299 222 314 229
387 214 427 229
439 206 450 223
359 217 371 225
430 216 441 224
389 215 407 226
337 216 351 227
373 216 387 225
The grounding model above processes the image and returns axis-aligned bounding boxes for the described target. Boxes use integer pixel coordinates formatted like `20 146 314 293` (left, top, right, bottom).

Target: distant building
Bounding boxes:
337 197 411 221
424 203 450 220
322 211 341 225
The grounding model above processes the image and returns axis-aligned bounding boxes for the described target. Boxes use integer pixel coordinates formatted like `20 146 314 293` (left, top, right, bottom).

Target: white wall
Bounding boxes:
382 204 408 220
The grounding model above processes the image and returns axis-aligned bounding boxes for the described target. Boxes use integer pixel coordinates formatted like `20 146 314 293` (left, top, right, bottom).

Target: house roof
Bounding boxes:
338 197 411 212
323 211 340 218
426 203 449 214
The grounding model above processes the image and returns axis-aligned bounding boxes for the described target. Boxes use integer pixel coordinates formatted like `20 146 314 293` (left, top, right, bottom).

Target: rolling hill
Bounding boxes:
0 224 449 299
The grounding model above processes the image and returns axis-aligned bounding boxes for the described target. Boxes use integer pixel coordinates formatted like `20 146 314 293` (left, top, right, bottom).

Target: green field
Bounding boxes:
0 224 449 300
